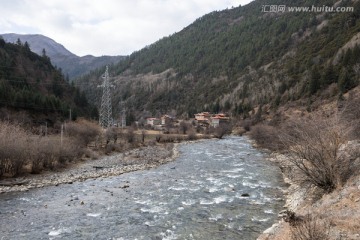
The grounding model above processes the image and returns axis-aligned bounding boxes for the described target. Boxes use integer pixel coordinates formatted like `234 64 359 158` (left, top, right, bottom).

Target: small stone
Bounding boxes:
80 201 84 205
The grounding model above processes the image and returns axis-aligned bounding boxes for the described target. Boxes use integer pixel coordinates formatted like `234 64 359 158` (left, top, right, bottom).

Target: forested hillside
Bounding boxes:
76 0 360 119
1 34 125 79
0 38 98 124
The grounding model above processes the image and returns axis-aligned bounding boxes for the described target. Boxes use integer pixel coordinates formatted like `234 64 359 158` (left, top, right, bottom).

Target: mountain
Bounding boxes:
76 0 360 120
1 33 125 79
0 38 98 124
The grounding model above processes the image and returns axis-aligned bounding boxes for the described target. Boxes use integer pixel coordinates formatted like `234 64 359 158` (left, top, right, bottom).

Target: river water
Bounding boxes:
0 136 286 240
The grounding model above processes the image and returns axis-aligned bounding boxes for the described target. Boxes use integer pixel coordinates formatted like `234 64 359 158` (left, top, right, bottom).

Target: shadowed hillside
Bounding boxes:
0 37 98 125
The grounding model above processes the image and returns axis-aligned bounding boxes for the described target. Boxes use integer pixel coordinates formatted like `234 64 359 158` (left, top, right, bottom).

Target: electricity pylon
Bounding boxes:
98 66 113 128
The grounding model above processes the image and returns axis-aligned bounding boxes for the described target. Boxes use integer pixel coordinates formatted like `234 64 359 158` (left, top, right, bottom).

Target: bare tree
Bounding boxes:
281 115 353 193
141 130 146 143
214 123 232 139
179 121 190 134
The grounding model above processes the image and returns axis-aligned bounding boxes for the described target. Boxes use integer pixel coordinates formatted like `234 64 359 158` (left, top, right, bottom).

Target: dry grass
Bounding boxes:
0 122 29 176
0 120 93 177
290 214 330 240
65 118 101 147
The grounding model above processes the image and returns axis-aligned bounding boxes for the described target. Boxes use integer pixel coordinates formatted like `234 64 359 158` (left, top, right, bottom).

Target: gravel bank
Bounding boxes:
257 153 305 240
0 143 179 194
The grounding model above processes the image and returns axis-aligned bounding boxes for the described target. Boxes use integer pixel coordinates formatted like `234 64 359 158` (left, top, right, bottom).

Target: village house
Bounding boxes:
194 112 211 125
161 115 173 126
194 112 230 127
146 117 161 126
210 113 230 127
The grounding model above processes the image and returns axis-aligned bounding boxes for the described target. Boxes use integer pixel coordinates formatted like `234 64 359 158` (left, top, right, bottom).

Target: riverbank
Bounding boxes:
0 143 179 194
258 151 360 240
257 153 309 240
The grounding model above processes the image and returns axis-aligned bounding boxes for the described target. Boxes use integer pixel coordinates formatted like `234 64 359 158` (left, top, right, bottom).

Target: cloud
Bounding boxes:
0 0 253 56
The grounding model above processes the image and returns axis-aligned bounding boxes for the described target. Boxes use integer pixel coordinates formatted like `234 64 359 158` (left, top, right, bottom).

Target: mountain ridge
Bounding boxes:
75 0 360 120
0 38 97 124
1 33 125 79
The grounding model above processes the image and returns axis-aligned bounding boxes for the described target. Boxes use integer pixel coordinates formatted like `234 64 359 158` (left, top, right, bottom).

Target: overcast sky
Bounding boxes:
0 0 253 56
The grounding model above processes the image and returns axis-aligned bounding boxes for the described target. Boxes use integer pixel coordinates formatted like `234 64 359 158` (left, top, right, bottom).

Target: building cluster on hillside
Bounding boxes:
146 115 175 130
145 112 230 131
194 112 230 127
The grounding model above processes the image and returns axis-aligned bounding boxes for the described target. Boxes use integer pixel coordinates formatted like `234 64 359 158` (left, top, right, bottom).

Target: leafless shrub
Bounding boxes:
179 121 191 134
126 127 135 143
58 138 82 163
141 130 146 143
66 118 101 147
281 115 353 193
249 124 284 151
195 125 203 133
0 121 83 177
214 127 226 139
240 119 252 132
0 122 29 177
283 210 305 227
31 137 58 172
187 129 197 140
82 148 99 160
105 127 118 144
147 140 157 146
290 214 330 240
214 123 232 139
105 143 116 154
31 136 81 173
155 134 162 143
205 126 215 135
161 136 175 143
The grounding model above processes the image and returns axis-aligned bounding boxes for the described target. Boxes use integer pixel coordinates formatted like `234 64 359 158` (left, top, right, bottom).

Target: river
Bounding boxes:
0 136 286 240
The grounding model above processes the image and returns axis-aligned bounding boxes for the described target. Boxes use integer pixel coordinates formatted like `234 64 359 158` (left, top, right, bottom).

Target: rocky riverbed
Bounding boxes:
0 143 178 194
0 136 287 240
